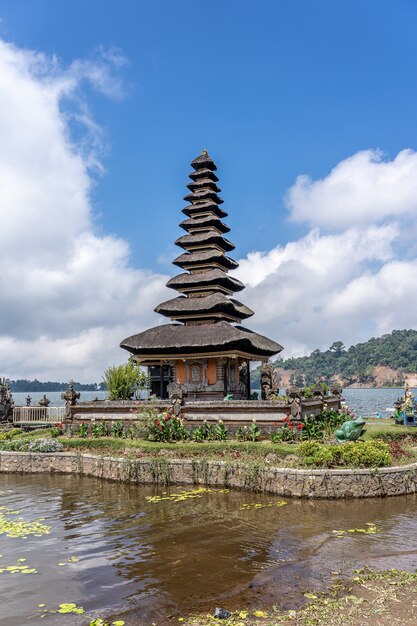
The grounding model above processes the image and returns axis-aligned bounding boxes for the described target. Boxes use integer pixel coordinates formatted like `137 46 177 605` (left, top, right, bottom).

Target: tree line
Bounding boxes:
251 329 417 388
8 380 107 392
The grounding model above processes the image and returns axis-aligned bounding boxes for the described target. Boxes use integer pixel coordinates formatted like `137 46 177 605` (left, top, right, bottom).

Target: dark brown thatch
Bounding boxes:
120 320 283 358
188 169 219 182
191 151 217 171
173 249 239 271
166 269 244 292
182 201 228 219
187 179 221 193
179 215 230 234
175 231 235 252
155 293 254 321
183 189 223 205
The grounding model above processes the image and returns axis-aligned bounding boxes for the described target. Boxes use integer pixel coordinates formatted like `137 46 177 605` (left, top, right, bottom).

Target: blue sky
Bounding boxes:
3 0 417 268
1 1 417 380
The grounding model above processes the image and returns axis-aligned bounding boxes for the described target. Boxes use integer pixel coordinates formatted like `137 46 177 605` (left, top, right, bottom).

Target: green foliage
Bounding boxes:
253 329 417 386
77 423 89 438
50 425 63 438
236 420 261 442
303 382 330 398
191 420 215 442
92 422 108 437
214 420 228 441
28 438 64 453
103 358 149 400
298 439 392 468
111 421 125 438
0 428 21 441
136 405 189 442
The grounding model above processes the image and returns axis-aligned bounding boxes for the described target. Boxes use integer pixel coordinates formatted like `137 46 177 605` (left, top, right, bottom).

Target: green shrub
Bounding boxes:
341 440 391 467
103 358 149 400
136 405 189 442
77 423 89 438
28 438 64 453
298 439 391 468
0 438 29 451
111 421 125 438
92 422 108 437
0 428 21 441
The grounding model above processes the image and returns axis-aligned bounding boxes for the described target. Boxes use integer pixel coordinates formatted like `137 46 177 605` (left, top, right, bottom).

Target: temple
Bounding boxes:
120 151 283 400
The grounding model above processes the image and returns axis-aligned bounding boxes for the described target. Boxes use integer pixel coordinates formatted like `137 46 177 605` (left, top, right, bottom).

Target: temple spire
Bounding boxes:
154 150 254 325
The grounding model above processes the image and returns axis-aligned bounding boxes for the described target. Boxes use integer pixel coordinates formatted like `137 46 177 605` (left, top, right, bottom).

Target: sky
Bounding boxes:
1 0 417 381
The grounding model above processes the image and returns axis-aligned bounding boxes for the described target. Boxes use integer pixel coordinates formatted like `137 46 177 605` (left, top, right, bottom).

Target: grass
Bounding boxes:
59 437 297 462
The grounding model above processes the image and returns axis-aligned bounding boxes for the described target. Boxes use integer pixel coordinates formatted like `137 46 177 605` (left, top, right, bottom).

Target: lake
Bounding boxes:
1 474 417 625
12 388 409 417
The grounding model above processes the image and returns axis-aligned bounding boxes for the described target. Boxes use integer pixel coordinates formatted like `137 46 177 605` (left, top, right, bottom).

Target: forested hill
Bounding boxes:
259 329 417 388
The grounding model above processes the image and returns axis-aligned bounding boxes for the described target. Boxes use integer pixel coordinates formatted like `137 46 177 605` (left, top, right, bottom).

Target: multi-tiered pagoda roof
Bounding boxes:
121 151 282 360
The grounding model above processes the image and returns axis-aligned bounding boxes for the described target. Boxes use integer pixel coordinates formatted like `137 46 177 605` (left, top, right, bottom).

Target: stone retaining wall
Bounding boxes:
1 451 417 498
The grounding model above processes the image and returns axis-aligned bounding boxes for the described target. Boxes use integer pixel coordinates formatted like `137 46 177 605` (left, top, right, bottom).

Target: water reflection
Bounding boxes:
1 474 417 625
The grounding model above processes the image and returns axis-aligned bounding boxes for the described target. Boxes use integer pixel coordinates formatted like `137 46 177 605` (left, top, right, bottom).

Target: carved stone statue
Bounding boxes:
38 394 50 407
261 363 272 400
61 381 80 418
287 385 301 418
0 378 14 422
167 383 186 416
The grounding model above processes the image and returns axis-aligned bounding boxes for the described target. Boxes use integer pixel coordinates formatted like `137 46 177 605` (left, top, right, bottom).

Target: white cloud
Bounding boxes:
286 149 417 229
0 39 169 382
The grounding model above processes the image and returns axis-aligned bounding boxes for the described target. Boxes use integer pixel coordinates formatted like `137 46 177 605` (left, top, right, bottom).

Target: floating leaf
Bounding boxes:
304 593 318 599
0 508 51 538
57 602 84 614
253 610 268 617
241 501 287 510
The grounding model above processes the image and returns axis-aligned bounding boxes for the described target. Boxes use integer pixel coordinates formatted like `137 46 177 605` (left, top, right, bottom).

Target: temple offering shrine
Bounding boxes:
120 151 283 400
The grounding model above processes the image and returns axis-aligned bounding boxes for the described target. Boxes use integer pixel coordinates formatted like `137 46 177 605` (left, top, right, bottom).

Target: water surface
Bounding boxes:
1 474 417 625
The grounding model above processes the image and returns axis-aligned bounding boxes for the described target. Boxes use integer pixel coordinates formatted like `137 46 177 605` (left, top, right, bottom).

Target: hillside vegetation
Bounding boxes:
252 329 417 388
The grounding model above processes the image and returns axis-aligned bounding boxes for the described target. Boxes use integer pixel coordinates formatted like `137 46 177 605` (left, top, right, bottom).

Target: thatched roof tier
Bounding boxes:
183 189 223 205
173 249 239 271
179 215 230 234
120 150 283 369
182 201 228 219
187 178 221 193
154 293 254 322
191 151 217 171
188 168 219 182
166 270 244 293
175 231 235 252
121 320 282 359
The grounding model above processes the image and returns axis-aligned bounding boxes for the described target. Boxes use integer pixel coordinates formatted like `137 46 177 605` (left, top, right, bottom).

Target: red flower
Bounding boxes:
155 420 160 427
56 422 62 428
296 423 304 430
164 415 170 422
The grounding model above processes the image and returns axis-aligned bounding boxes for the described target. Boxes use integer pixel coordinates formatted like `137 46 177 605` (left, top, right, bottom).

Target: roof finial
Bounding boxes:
201 149 208 155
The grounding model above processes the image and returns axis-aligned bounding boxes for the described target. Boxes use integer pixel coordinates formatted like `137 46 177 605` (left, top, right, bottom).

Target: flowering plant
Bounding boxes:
28 438 64 453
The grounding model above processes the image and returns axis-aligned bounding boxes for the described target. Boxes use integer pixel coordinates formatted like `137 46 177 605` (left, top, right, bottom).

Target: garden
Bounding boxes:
2 403 417 470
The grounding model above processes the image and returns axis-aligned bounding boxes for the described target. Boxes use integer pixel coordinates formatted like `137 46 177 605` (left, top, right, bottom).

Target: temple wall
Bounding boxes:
1 451 417 499
68 396 341 427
